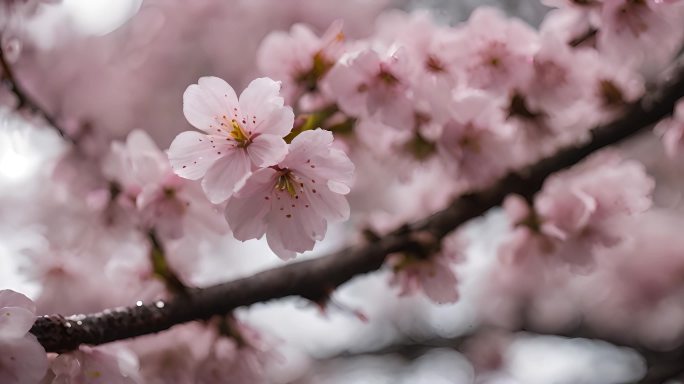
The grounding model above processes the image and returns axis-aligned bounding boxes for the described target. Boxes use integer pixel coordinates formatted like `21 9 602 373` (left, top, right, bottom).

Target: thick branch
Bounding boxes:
0 41 74 143
30 65 684 353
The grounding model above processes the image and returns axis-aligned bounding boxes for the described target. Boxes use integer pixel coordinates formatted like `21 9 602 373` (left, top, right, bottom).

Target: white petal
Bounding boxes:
247 135 288 167
239 78 284 116
327 180 350 194
183 77 239 133
0 307 35 339
254 105 294 137
303 186 350 222
201 149 251 204
0 336 48 384
266 231 298 260
225 169 277 241
168 132 230 180
261 188 323 259
125 130 167 183
420 263 459 304
0 290 35 313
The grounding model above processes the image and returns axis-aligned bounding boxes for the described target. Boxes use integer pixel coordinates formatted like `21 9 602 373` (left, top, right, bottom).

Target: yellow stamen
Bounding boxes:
229 119 249 144
275 172 298 198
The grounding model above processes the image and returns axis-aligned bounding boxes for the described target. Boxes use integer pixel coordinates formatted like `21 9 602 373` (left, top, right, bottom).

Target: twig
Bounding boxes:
147 230 189 295
0 38 75 143
29 64 684 353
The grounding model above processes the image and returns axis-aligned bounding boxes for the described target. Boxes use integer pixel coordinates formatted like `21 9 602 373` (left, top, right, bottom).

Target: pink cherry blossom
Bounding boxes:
195 319 274 384
438 91 514 188
105 130 226 239
374 10 463 124
598 0 684 71
168 77 294 204
257 20 346 105
225 129 354 259
454 7 538 92
388 231 466 304
500 152 654 267
656 98 684 158
0 289 48 384
48 346 141 384
585 57 645 124
322 47 415 131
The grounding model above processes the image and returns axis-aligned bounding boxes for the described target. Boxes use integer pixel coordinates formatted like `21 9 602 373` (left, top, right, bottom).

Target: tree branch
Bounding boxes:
0 39 74 143
320 328 684 384
29 64 684 353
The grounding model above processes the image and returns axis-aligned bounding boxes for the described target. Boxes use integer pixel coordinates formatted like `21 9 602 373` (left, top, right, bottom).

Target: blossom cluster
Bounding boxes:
168 77 354 260
0 0 683 383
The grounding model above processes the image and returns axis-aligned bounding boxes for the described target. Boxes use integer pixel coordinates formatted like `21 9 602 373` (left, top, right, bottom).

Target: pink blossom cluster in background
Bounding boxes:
0 0 683 382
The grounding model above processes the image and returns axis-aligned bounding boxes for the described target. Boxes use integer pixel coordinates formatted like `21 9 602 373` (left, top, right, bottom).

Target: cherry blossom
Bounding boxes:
500 153 654 267
195 320 274 384
598 0 684 70
454 7 538 92
257 20 346 105
388 231 466 304
0 290 48 384
438 91 513 188
322 47 415 131
105 130 226 239
3 2 684 383
47 346 141 383
225 129 354 259
374 10 463 124
168 77 294 204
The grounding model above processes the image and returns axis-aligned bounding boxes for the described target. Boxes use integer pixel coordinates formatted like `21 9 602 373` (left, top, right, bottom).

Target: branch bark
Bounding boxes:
0 40 74 143
29 64 684 353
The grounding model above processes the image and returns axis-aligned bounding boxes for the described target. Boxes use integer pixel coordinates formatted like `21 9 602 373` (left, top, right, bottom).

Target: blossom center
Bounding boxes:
229 119 251 146
598 80 625 108
275 170 299 198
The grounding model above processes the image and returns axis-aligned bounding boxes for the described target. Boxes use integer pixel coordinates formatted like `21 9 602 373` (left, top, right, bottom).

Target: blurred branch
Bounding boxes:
29 63 684 353
0 39 74 143
326 325 684 384
637 346 684 384
521 324 684 384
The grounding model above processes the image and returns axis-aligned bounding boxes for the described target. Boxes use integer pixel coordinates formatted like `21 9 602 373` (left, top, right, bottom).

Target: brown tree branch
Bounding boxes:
325 324 684 384
29 64 684 353
0 39 74 143
519 324 684 384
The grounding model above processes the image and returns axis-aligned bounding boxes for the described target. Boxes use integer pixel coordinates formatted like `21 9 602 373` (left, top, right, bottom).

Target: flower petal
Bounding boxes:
0 290 35 313
302 186 350 222
239 78 284 115
247 135 288 167
183 77 239 133
0 336 48 384
0 307 35 339
168 131 230 180
201 148 251 204
225 169 277 241
254 104 294 137
420 263 459 304
240 78 294 137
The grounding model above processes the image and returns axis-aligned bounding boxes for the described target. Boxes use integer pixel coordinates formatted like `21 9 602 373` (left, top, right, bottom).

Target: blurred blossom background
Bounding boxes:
1 0 683 383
